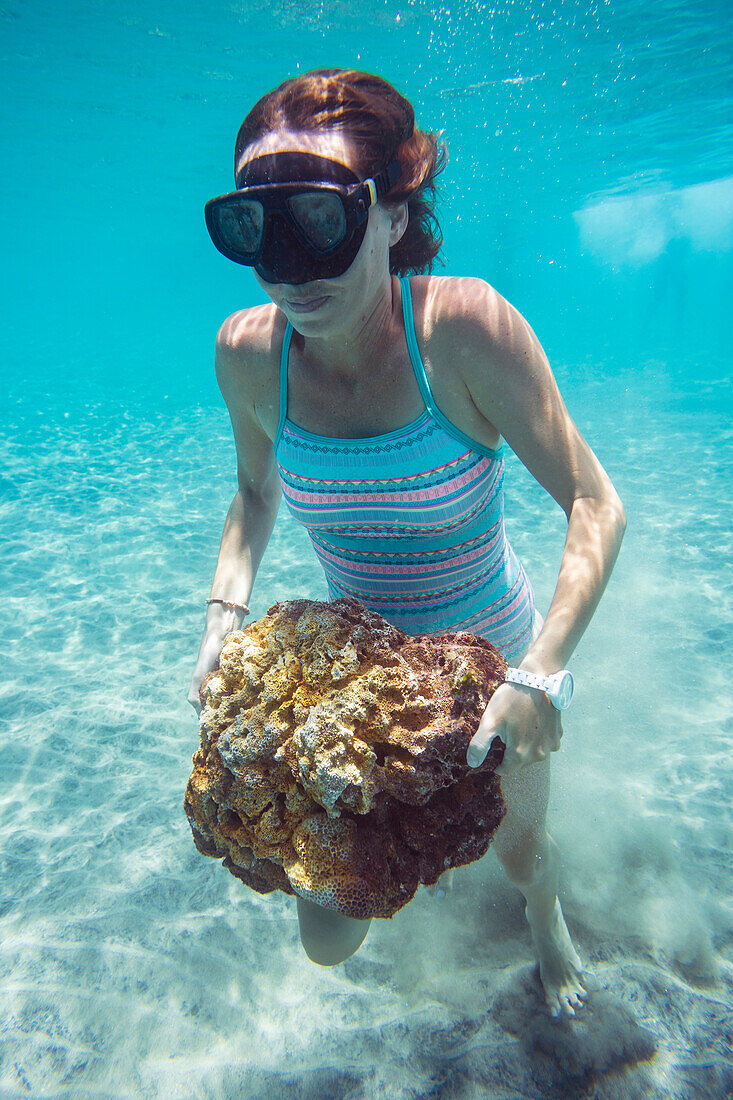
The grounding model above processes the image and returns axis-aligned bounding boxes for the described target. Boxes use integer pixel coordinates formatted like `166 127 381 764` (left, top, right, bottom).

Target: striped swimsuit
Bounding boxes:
274 276 535 661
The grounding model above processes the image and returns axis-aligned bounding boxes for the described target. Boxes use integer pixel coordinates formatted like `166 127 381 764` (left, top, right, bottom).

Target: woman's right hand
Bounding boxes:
187 602 247 715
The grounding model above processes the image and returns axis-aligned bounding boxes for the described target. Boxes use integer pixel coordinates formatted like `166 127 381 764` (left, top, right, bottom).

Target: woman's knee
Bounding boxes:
296 895 372 966
494 827 548 886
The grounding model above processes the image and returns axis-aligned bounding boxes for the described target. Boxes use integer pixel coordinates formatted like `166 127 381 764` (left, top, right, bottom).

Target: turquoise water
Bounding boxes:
1 1 731 1097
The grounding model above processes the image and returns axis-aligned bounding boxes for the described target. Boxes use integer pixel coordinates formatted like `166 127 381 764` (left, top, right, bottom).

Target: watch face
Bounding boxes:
556 672 574 710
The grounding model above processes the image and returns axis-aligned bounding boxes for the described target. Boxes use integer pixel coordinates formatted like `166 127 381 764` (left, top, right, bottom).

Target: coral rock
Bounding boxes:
184 597 508 919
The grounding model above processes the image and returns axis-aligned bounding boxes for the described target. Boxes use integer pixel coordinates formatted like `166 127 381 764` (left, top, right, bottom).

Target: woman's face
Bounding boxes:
237 128 408 334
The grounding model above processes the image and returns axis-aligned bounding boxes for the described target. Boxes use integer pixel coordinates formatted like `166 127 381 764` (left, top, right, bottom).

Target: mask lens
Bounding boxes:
287 192 347 251
215 199 264 256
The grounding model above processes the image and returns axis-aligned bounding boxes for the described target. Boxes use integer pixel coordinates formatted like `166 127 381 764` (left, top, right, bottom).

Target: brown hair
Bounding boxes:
234 69 448 276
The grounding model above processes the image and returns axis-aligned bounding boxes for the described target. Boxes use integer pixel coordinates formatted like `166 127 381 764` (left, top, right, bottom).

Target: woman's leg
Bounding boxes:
296 895 372 966
492 758 585 1017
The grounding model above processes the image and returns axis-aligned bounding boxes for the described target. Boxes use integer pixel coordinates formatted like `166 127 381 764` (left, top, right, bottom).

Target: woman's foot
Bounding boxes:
502 831 586 1017
526 894 586 1018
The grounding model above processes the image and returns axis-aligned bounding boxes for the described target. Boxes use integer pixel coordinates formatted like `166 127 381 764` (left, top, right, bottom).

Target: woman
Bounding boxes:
188 69 626 1019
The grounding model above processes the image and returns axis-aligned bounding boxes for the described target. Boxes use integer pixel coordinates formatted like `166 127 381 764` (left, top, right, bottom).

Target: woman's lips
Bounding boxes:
286 295 330 313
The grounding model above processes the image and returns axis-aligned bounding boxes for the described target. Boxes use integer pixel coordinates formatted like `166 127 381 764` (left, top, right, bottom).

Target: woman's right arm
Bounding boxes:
187 316 282 713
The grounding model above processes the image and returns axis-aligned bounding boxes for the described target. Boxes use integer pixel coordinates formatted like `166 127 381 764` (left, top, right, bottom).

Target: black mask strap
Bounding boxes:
370 157 403 200
235 152 359 189
235 151 402 196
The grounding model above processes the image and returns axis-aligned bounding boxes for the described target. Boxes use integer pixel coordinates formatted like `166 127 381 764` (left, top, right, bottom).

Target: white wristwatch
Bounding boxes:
504 667 574 711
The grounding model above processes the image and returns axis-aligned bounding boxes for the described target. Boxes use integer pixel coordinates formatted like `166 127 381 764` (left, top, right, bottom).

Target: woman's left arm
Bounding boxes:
450 280 627 773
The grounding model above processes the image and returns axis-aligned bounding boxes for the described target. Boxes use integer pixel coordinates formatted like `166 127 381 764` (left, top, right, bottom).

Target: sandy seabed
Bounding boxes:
1 364 731 1099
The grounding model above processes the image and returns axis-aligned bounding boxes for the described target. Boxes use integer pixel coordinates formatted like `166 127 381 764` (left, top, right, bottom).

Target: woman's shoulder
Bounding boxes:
216 301 283 363
214 302 284 398
410 274 522 338
410 274 537 374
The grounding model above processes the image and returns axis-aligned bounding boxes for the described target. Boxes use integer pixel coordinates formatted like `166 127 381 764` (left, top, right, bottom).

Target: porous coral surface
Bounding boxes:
185 597 508 919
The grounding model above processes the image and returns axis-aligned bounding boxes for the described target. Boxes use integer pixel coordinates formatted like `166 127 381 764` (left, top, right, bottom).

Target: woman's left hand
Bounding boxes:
466 682 563 775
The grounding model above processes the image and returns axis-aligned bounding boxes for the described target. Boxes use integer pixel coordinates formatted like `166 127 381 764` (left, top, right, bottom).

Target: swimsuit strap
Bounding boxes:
399 274 438 416
399 276 502 459
275 320 294 449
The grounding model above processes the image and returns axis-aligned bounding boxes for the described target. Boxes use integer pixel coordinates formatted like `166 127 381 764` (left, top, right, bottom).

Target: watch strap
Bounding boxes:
504 667 549 693
504 666 574 711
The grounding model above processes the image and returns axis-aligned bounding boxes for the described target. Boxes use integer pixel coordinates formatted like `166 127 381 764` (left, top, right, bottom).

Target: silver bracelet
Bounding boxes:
206 598 250 614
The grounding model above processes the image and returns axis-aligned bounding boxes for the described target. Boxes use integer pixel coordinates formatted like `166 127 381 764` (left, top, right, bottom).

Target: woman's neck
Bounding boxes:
293 274 398 381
